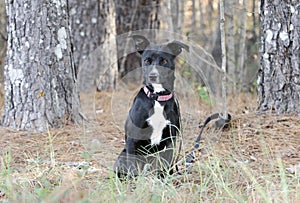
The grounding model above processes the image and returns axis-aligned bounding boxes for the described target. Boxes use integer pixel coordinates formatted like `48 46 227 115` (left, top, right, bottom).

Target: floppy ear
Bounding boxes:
130 35 150 54
167 41 189 56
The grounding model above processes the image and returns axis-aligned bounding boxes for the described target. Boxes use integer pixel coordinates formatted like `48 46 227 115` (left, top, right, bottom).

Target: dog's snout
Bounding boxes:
149 72 158 82
149 72 158 78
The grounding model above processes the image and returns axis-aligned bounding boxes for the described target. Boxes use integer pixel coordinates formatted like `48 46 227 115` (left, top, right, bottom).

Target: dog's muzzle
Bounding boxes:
149 72 159 83
143 65 175 91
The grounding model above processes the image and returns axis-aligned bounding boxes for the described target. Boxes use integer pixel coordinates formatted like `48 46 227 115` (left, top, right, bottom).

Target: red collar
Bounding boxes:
143 86 173 102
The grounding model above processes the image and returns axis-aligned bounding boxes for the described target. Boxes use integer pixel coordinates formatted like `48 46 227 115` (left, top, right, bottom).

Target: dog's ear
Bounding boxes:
167 41 189 56
130 35 150 55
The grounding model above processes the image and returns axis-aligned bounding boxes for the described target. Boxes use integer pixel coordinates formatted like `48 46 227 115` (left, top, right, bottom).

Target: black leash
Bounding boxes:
175 112 232 173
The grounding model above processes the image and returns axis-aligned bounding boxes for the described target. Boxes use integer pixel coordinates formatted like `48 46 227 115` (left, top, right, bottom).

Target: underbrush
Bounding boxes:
0 92 299 202
0 129 299 203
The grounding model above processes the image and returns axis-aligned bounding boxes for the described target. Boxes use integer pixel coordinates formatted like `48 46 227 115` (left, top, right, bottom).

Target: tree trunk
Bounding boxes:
225 0 236 94
69 0 117 92
0 0 6 87
115 0 160 35
69 0 118 120
2 0 79 131
114 0 160 77
191 0 196 34
167 0 185 34
237 0 247 91
258 0 300 115
199 0 207 44
211 23 222 68
167 0 174 33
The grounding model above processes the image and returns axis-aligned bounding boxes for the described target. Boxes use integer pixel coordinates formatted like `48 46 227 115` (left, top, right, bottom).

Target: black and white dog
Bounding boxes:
114 35 189 177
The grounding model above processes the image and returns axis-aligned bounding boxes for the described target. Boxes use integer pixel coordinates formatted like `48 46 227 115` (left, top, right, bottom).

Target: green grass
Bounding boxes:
0 115 299 203
1 140 299 203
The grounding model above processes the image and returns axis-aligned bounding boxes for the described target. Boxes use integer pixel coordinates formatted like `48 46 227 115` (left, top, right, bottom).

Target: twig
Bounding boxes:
220 0 228 119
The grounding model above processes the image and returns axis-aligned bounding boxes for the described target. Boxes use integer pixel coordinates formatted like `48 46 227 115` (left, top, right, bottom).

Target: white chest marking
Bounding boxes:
147 101 170 145
152 84 165 93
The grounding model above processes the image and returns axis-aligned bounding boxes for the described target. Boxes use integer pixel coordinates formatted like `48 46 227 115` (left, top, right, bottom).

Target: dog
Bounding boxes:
114 35 189 177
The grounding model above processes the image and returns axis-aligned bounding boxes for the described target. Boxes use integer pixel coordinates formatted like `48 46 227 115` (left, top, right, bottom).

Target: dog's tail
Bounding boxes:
180 112 232 173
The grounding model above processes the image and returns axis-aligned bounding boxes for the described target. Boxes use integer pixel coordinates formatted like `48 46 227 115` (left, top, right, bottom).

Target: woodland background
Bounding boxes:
0 0 299 202
0 0 259 95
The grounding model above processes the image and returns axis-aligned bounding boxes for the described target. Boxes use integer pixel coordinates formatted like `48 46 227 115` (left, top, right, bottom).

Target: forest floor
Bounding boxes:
0 91 299 202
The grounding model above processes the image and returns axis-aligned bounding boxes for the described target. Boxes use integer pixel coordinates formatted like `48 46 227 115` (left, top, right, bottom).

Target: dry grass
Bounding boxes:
0 91 299 202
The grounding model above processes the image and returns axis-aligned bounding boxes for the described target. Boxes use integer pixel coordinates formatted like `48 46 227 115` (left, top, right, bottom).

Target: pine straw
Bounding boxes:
0 91 299 201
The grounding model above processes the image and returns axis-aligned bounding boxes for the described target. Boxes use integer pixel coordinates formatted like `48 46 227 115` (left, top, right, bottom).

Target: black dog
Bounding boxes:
114 35 189 177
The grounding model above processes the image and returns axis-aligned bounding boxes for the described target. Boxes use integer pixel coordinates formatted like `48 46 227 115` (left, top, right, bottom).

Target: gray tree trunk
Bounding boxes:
69 0 117 92
212 22 222 68
225 0 236 93
69 0 117 120
2 0 80 131
0 0 6 87
258 0 300 115
191 0 196 34
237 0 247 91
115 0 160 35
166 0 183 36
199 0 207 44
114 0 160 77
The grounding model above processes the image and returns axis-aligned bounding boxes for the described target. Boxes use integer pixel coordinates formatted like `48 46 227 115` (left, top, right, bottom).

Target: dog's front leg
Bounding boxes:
124 137 150 176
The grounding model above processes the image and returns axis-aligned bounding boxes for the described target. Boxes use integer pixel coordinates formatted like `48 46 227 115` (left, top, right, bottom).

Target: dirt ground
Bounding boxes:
0 90 299 201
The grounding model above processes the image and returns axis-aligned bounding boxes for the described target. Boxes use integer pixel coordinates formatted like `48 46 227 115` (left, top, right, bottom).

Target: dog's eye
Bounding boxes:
160 59 168 65
144 58 151 65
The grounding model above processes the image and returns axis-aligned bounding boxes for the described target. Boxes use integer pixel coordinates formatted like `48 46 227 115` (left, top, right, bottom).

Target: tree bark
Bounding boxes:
198 0 207 44
212 23 222 68
237 0 247 91
191 0 196 34
2 0 79 131
68 0 118 120
225 0 236 93
258 0 300 115
115 0 160 35
166 0 183 36
114 0 160 77
0 0 6 86
69 0 118 92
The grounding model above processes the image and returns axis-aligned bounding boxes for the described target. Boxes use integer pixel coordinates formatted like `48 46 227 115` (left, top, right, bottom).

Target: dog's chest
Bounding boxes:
146 101 170 146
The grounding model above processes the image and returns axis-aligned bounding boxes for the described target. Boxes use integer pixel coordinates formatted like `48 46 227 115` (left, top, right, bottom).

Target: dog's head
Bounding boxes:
131 35 189 92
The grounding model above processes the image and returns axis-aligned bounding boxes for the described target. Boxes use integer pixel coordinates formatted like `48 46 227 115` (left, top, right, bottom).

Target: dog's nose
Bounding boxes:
149 72 158 82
